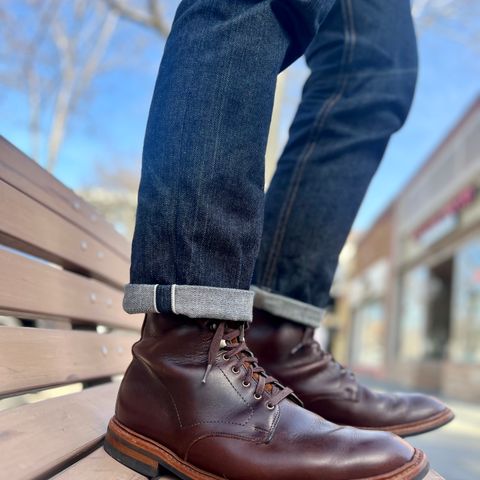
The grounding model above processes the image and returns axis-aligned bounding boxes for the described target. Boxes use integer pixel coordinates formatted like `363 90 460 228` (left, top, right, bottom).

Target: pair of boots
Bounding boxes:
105 310 453 480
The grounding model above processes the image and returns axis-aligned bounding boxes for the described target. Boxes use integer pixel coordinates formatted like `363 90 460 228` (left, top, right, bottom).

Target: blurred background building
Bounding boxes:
330 97 480 402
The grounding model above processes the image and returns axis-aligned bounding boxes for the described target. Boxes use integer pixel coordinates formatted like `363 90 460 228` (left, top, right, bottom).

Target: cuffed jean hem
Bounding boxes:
251 286 325 328
123 284 254 321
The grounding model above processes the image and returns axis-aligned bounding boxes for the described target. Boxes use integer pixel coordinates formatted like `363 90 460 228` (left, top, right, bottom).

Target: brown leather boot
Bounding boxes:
104 311 432 479
247 309 454 438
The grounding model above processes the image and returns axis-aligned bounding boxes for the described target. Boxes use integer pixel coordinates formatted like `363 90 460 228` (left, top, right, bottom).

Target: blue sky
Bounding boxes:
2 4 479 231
279 28 479 229
353 29 479 229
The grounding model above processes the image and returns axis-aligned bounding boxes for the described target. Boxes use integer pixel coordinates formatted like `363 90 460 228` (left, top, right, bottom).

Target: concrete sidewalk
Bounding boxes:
357 375 480 480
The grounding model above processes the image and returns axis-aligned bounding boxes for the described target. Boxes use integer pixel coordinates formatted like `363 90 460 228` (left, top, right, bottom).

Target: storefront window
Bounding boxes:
399 266 430 360
450 237 480 364
351 300 385 370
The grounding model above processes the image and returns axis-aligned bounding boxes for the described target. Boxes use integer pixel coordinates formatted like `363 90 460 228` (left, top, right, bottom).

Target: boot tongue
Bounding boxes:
188 320 296 403
223 326 271 390
206 321 304 406
223 324 299 399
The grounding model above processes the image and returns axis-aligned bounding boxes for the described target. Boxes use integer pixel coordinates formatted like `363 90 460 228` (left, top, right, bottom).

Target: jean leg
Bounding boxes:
125 0 336 321
253 0 418 326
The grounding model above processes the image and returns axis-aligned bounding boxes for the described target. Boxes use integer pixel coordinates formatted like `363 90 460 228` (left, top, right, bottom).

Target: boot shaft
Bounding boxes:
248 308 318 365
115 312 294 454
109 312 427 480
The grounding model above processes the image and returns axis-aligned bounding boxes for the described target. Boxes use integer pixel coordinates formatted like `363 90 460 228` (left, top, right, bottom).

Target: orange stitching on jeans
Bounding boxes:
260 0 356 289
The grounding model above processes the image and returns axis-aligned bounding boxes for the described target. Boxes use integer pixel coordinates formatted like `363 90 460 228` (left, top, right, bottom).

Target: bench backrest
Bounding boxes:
0 136 144 479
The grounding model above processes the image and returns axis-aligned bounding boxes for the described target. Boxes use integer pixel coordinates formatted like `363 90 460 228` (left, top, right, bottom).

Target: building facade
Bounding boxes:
334 97 480 402
346 207 394 377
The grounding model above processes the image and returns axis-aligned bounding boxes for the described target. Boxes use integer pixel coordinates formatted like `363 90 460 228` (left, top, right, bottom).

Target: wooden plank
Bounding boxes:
51 447 178 480
0 248 143 330
0 327 139 397
52 447 147 479
0 178 129 288
0 136 130 261
425 472 444 480
0 383 118 480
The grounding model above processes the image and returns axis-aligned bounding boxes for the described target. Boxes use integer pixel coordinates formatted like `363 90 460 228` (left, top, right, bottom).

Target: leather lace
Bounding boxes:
203 321 294 407
291 327 355 379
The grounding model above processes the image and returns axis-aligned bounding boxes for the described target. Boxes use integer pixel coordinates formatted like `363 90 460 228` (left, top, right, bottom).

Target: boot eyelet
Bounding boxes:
254 393 262 400
231 366 240 374
266 402 275 410
222 354 230 361
242 381 251 388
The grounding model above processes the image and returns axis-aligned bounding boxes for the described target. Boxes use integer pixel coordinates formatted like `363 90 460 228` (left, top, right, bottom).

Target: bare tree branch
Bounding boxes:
0 0 120 171
412 0 480 53
46 3 119 171
104 0 171 37
74 11 119 107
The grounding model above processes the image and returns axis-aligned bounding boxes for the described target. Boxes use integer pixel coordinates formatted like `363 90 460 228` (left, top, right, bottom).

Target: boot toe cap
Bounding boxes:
336 426 416 477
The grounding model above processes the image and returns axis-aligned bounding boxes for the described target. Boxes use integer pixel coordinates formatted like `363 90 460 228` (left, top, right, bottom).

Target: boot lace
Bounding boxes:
291 327 355 379
203 321 294 408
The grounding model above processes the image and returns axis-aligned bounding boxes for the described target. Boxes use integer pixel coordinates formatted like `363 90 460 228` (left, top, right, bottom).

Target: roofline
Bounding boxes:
360 94 480 237
402 94 480 196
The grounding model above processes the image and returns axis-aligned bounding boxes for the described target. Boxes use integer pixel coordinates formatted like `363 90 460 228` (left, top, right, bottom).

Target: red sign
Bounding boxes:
414 186 477 239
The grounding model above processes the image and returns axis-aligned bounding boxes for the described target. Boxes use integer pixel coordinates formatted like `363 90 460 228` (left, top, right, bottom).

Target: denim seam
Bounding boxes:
153 284 159 313
171 284 177 314
260 0 356 293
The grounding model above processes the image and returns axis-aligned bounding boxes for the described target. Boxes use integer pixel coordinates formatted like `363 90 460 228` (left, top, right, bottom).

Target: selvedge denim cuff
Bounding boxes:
123 284 254 322
251 286 325 328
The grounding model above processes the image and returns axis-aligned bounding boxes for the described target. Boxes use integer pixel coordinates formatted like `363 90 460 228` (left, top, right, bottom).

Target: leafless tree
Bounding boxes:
412 0 479 49
0 0 118 172
413 0 458 25
100 0 478 189
103 0 171 37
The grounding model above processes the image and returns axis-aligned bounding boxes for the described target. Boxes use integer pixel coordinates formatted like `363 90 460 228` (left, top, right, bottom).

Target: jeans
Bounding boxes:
124 0 417 326
253 0 418 325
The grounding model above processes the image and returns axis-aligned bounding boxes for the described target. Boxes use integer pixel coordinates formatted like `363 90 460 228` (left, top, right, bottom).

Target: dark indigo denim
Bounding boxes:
254 0 418 309
129 0 417 317
129 0 336 313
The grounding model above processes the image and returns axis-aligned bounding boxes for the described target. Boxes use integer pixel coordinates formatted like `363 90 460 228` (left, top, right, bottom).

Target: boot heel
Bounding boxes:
104 417 162 478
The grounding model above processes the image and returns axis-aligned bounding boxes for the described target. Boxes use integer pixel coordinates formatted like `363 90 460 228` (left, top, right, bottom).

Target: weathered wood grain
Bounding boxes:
0 248 142 330
0 136 130 260
0 327 138 397
0 178 129 288
0 383 118 480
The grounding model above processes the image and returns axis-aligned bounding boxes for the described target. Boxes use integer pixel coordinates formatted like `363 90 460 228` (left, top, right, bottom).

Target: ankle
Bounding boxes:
248 308 308 362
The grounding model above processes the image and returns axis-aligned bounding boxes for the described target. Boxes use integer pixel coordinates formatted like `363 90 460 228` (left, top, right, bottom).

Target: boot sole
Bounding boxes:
362 407 455 438
104 416 433 480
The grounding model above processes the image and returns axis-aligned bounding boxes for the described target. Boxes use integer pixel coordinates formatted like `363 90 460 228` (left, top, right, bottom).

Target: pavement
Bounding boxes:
398 397 480 480
358 375 480 480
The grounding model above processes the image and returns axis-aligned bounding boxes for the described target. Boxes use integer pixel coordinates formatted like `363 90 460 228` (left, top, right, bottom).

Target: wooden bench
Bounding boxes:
0 137 175 479
0 137 446 480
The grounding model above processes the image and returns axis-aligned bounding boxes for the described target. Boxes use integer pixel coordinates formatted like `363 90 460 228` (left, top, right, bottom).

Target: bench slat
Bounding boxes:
0 178 129 288
0 136 130 261
53 447 178 479
0 327 138 397
0 248 142 330
52 447 152 480
0 383 118 480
